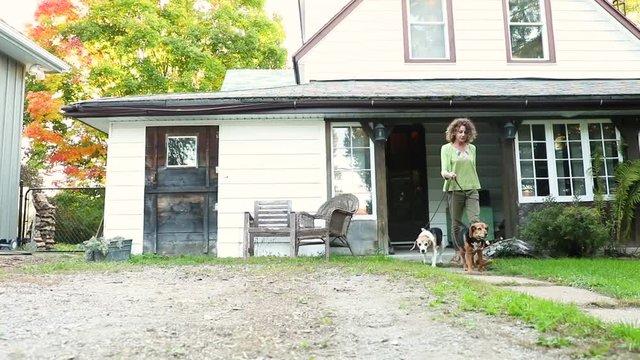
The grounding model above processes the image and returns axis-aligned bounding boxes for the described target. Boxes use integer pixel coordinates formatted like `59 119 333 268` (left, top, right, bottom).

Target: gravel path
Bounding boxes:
0 258 588 360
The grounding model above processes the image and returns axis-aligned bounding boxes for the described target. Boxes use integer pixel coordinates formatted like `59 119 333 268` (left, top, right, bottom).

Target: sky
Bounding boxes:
0 0 306 62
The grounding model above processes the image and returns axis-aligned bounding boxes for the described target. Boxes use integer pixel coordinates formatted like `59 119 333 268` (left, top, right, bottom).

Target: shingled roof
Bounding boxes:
63 78 640 117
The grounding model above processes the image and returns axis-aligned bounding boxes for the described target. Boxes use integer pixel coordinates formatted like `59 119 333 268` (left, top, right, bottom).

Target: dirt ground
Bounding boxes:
0 253 630 360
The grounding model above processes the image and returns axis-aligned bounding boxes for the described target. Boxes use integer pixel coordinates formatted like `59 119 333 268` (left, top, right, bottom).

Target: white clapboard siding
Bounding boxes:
217 119 328 257
103 123 146 253
300 0 640 82
102 118 328 257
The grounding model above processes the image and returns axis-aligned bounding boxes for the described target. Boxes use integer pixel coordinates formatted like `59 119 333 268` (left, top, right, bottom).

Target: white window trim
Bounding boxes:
166 135 198 168
406 0 450 60
330 122 377 220
506 0 550 61
515 119 622 204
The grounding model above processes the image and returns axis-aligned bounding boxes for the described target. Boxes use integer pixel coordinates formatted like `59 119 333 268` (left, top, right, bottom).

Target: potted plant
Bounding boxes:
82 236 132 262
522 185 534 197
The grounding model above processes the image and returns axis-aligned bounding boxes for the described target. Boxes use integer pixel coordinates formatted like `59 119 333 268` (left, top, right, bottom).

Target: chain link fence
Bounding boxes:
20 187 105 250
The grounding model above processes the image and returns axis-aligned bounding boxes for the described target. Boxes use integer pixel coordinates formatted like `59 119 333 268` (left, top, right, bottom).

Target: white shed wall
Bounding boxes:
103 118 328 257
299 0 640 82
103 123 146 253
217 119 327 257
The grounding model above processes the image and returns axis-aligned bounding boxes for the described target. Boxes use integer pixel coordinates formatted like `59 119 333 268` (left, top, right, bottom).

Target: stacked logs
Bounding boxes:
31 192 56 250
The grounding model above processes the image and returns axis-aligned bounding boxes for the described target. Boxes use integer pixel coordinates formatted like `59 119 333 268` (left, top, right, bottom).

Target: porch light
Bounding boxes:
28 64 45 81
374 123 387 142
504 121 517 140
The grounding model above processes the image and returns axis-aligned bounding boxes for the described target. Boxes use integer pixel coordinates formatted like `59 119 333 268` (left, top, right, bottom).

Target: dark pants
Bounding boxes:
448 189 480 247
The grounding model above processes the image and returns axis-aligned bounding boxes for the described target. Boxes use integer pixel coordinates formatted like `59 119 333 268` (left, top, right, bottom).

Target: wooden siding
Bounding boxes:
102 118 328 257
0 54 24 240
299 0 640 82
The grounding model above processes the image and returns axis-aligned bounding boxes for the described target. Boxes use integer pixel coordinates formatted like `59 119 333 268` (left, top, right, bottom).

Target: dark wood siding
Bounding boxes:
144 126 219 255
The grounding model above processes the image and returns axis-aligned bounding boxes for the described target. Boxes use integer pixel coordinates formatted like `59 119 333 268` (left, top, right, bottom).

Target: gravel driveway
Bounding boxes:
0 256 610 359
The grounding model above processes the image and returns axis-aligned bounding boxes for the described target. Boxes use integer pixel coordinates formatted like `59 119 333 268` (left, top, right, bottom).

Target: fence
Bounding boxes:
19 186 105 249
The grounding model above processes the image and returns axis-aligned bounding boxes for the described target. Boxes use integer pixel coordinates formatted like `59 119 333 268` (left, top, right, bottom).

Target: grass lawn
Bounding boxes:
491 258 640 305
4 253 640 357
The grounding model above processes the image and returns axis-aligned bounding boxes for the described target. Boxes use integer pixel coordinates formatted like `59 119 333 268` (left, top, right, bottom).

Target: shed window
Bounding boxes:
515 120 621 203
167 136 197 167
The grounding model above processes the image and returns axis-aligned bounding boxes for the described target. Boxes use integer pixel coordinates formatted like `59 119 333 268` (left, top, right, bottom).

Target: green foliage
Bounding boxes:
67 0 286 97
20 164 43 188
51 190 105 244
520 200 609 257
82 236 110 256
26 0 286 184
81 235 127 261
612 160 640 245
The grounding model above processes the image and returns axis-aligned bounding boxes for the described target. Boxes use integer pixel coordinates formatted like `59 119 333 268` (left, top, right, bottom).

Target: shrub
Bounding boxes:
520 201 608 257
612 160 640 245
51 189 105 244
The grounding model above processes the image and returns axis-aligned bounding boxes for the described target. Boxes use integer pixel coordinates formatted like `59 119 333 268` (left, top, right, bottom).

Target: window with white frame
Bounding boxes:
516 121 622 202
505 0 552 60
167 135 198 167
331 125 375 216
406 0 451 60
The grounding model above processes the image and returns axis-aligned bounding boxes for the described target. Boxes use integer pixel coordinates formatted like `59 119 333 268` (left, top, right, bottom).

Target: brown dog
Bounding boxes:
464 222 490 272
451 222 491 272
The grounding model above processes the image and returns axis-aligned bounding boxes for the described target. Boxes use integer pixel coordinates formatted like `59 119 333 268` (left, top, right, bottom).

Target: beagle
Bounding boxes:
411 227 443 267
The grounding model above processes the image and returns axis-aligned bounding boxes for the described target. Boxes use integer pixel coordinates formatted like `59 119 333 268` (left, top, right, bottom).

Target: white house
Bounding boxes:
0 20 69 246
63 0 640 257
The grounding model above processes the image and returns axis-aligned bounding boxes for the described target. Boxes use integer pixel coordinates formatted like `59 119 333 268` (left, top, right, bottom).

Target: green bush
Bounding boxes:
520 201 608 257
51 190 105 244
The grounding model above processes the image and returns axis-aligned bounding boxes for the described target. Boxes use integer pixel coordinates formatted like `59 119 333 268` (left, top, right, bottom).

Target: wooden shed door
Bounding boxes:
144 126 219 255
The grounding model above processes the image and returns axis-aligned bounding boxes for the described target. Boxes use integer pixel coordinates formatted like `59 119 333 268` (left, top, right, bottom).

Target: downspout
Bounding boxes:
294 0 306 85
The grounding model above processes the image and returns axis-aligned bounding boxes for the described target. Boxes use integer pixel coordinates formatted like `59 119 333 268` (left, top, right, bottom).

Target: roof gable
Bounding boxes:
292 0 640 83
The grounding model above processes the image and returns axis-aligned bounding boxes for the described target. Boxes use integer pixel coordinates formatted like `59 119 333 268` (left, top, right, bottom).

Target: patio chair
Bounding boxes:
243 200 296 258
295 193 359 259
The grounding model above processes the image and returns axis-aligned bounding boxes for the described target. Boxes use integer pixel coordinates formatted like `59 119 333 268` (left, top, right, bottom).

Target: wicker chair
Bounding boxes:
295 193 359 259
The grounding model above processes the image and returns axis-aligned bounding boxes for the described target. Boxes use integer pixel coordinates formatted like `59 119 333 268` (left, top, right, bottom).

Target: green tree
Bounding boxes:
25 0 286 184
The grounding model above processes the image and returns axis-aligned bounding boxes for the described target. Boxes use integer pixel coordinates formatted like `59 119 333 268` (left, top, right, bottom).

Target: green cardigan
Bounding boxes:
440 143 481 191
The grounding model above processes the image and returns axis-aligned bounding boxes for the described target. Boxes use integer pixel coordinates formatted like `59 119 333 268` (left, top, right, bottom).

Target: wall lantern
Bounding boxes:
374 123 388 142
504 121 517 140
28 64 45 81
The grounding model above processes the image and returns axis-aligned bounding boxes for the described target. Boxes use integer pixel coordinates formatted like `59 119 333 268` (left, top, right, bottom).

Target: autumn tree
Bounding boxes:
24 0 286 184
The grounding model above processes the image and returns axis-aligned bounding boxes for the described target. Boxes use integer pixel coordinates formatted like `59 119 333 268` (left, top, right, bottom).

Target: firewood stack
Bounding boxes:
31 192 57 250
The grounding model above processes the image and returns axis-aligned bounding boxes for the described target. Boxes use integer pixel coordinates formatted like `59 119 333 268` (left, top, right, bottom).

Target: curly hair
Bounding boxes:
445 118 477 143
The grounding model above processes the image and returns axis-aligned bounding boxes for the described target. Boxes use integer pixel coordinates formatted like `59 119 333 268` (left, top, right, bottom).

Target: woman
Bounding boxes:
440 118 481 247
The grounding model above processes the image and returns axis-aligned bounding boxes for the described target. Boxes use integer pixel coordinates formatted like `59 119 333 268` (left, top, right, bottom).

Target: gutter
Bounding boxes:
0 20 70 73
61 96 640 119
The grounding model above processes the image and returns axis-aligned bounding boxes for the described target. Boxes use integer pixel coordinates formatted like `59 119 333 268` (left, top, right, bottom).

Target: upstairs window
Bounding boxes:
503 0 555 62
403 0 455 62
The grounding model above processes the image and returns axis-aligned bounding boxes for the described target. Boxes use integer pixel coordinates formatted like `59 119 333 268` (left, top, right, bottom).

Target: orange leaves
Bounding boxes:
26 91 64 122
34 0 81 22
23 122 64 144
50 143 106 164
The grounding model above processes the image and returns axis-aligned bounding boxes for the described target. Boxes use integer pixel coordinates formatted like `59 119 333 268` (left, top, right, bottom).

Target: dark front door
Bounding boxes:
144 126 219 255
386 124 428 248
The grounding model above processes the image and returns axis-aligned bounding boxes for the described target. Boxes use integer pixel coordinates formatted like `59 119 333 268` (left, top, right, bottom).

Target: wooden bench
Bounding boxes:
243 200 296 258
